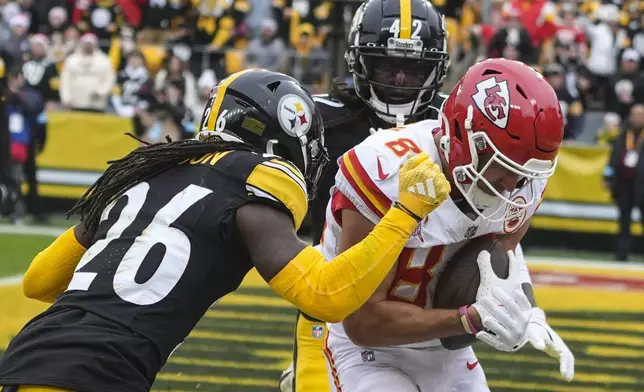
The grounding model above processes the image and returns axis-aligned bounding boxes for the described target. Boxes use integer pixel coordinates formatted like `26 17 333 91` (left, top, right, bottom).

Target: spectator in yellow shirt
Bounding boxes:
596 112 622 146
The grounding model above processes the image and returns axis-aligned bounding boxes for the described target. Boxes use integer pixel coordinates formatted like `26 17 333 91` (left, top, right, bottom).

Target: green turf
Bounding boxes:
1 287 643 391
0 214 74 228
1 232 643 391
2 216 643 263
151 288 644 391
0 234 54 277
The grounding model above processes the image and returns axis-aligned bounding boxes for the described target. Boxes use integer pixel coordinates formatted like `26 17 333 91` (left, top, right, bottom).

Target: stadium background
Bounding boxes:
1 0 644 391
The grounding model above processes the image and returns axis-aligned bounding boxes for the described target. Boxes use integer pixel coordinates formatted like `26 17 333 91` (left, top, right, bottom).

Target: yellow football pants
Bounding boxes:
293 311 331 392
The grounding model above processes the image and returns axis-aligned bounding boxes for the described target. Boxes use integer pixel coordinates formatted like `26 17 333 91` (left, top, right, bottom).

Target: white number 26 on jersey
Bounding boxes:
66 182 212 306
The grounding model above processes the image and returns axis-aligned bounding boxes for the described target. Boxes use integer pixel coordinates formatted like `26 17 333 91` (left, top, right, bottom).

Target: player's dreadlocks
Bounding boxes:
68 133 260 234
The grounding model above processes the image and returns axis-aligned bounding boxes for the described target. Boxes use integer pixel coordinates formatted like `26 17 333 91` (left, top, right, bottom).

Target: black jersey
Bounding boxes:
309 93 448 244
22 58 58 103
0 149 308 392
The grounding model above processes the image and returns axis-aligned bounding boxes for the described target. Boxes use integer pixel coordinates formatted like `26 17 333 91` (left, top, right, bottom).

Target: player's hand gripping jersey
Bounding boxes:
321 119 547 348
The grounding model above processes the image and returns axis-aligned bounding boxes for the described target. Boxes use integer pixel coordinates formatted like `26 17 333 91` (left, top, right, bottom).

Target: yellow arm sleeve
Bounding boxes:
23 227 87 303
211 16 235 48
268 207 418 323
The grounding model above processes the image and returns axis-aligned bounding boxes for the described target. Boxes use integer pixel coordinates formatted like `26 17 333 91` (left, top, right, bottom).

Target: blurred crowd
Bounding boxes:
0 0 334 224
1 0 643 143
0 0 335 143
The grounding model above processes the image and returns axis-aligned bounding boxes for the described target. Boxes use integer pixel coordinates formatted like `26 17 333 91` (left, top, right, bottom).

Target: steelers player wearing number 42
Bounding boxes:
0 69 452 392
319 58 576 392
280 1 452 390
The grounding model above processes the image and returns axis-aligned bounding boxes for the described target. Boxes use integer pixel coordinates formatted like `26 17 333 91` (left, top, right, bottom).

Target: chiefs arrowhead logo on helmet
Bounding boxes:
472 77 510 129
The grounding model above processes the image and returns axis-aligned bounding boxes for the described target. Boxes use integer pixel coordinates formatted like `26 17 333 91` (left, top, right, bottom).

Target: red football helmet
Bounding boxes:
439 58 563 223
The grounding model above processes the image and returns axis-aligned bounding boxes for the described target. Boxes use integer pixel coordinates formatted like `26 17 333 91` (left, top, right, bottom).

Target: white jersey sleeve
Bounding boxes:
334 120 442 224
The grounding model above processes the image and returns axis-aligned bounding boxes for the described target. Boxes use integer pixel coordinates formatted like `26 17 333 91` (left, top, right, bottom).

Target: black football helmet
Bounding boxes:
346 0 450 124
198 69 329 201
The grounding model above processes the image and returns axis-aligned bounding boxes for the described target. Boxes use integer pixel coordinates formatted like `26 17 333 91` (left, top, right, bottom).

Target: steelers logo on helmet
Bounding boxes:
277 94 312 137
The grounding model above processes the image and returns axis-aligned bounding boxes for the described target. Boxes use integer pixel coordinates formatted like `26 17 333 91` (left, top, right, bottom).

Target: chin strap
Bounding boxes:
396 113 404 127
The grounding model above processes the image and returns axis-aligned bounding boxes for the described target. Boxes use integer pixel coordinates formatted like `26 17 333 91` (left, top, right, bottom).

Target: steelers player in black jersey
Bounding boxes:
280 1 451 391
0 68 451 392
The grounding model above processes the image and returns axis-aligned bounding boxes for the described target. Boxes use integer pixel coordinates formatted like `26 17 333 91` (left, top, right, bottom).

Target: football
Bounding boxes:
433 236 510 350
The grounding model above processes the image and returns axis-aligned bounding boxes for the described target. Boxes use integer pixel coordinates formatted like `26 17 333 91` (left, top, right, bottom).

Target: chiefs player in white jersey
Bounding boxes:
320 58 575 391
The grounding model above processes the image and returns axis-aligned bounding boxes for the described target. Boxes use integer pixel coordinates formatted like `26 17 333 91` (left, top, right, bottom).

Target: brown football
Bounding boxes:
433 236 509 350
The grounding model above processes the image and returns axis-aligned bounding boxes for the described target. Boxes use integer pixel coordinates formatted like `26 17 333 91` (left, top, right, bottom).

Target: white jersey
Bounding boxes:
321 119 546 349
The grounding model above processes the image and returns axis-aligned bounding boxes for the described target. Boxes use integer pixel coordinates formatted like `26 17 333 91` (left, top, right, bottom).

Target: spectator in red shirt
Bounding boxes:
115 0 145 28
510 0 557 49
554 3 587 63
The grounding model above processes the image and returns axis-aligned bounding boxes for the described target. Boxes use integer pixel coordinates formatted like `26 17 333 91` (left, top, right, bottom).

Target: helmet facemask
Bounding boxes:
345 1 450 125
300 118 330 202
440 106 558 223
349 40 448 124
265 117 329 203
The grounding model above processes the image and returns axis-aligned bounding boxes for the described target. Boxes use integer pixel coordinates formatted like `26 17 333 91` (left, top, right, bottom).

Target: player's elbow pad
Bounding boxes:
268 207 418 323
23 227 87 303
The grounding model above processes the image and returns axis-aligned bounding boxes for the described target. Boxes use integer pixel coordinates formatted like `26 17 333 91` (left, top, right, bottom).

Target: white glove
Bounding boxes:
279 361 294 392
471 287 532 352
527 308 575 382
476 249 530 298
470 250 533 352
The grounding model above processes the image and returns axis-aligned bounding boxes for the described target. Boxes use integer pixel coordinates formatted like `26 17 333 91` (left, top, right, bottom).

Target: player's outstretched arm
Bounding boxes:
238 152 450 323
22 222 93 302
238 202 419 323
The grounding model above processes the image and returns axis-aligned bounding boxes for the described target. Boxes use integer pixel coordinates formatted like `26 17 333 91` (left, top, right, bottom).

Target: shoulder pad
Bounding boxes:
334 123 443 223
334 129 417 222
313 94 345 108
313 94 356 128
245 155 308 230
